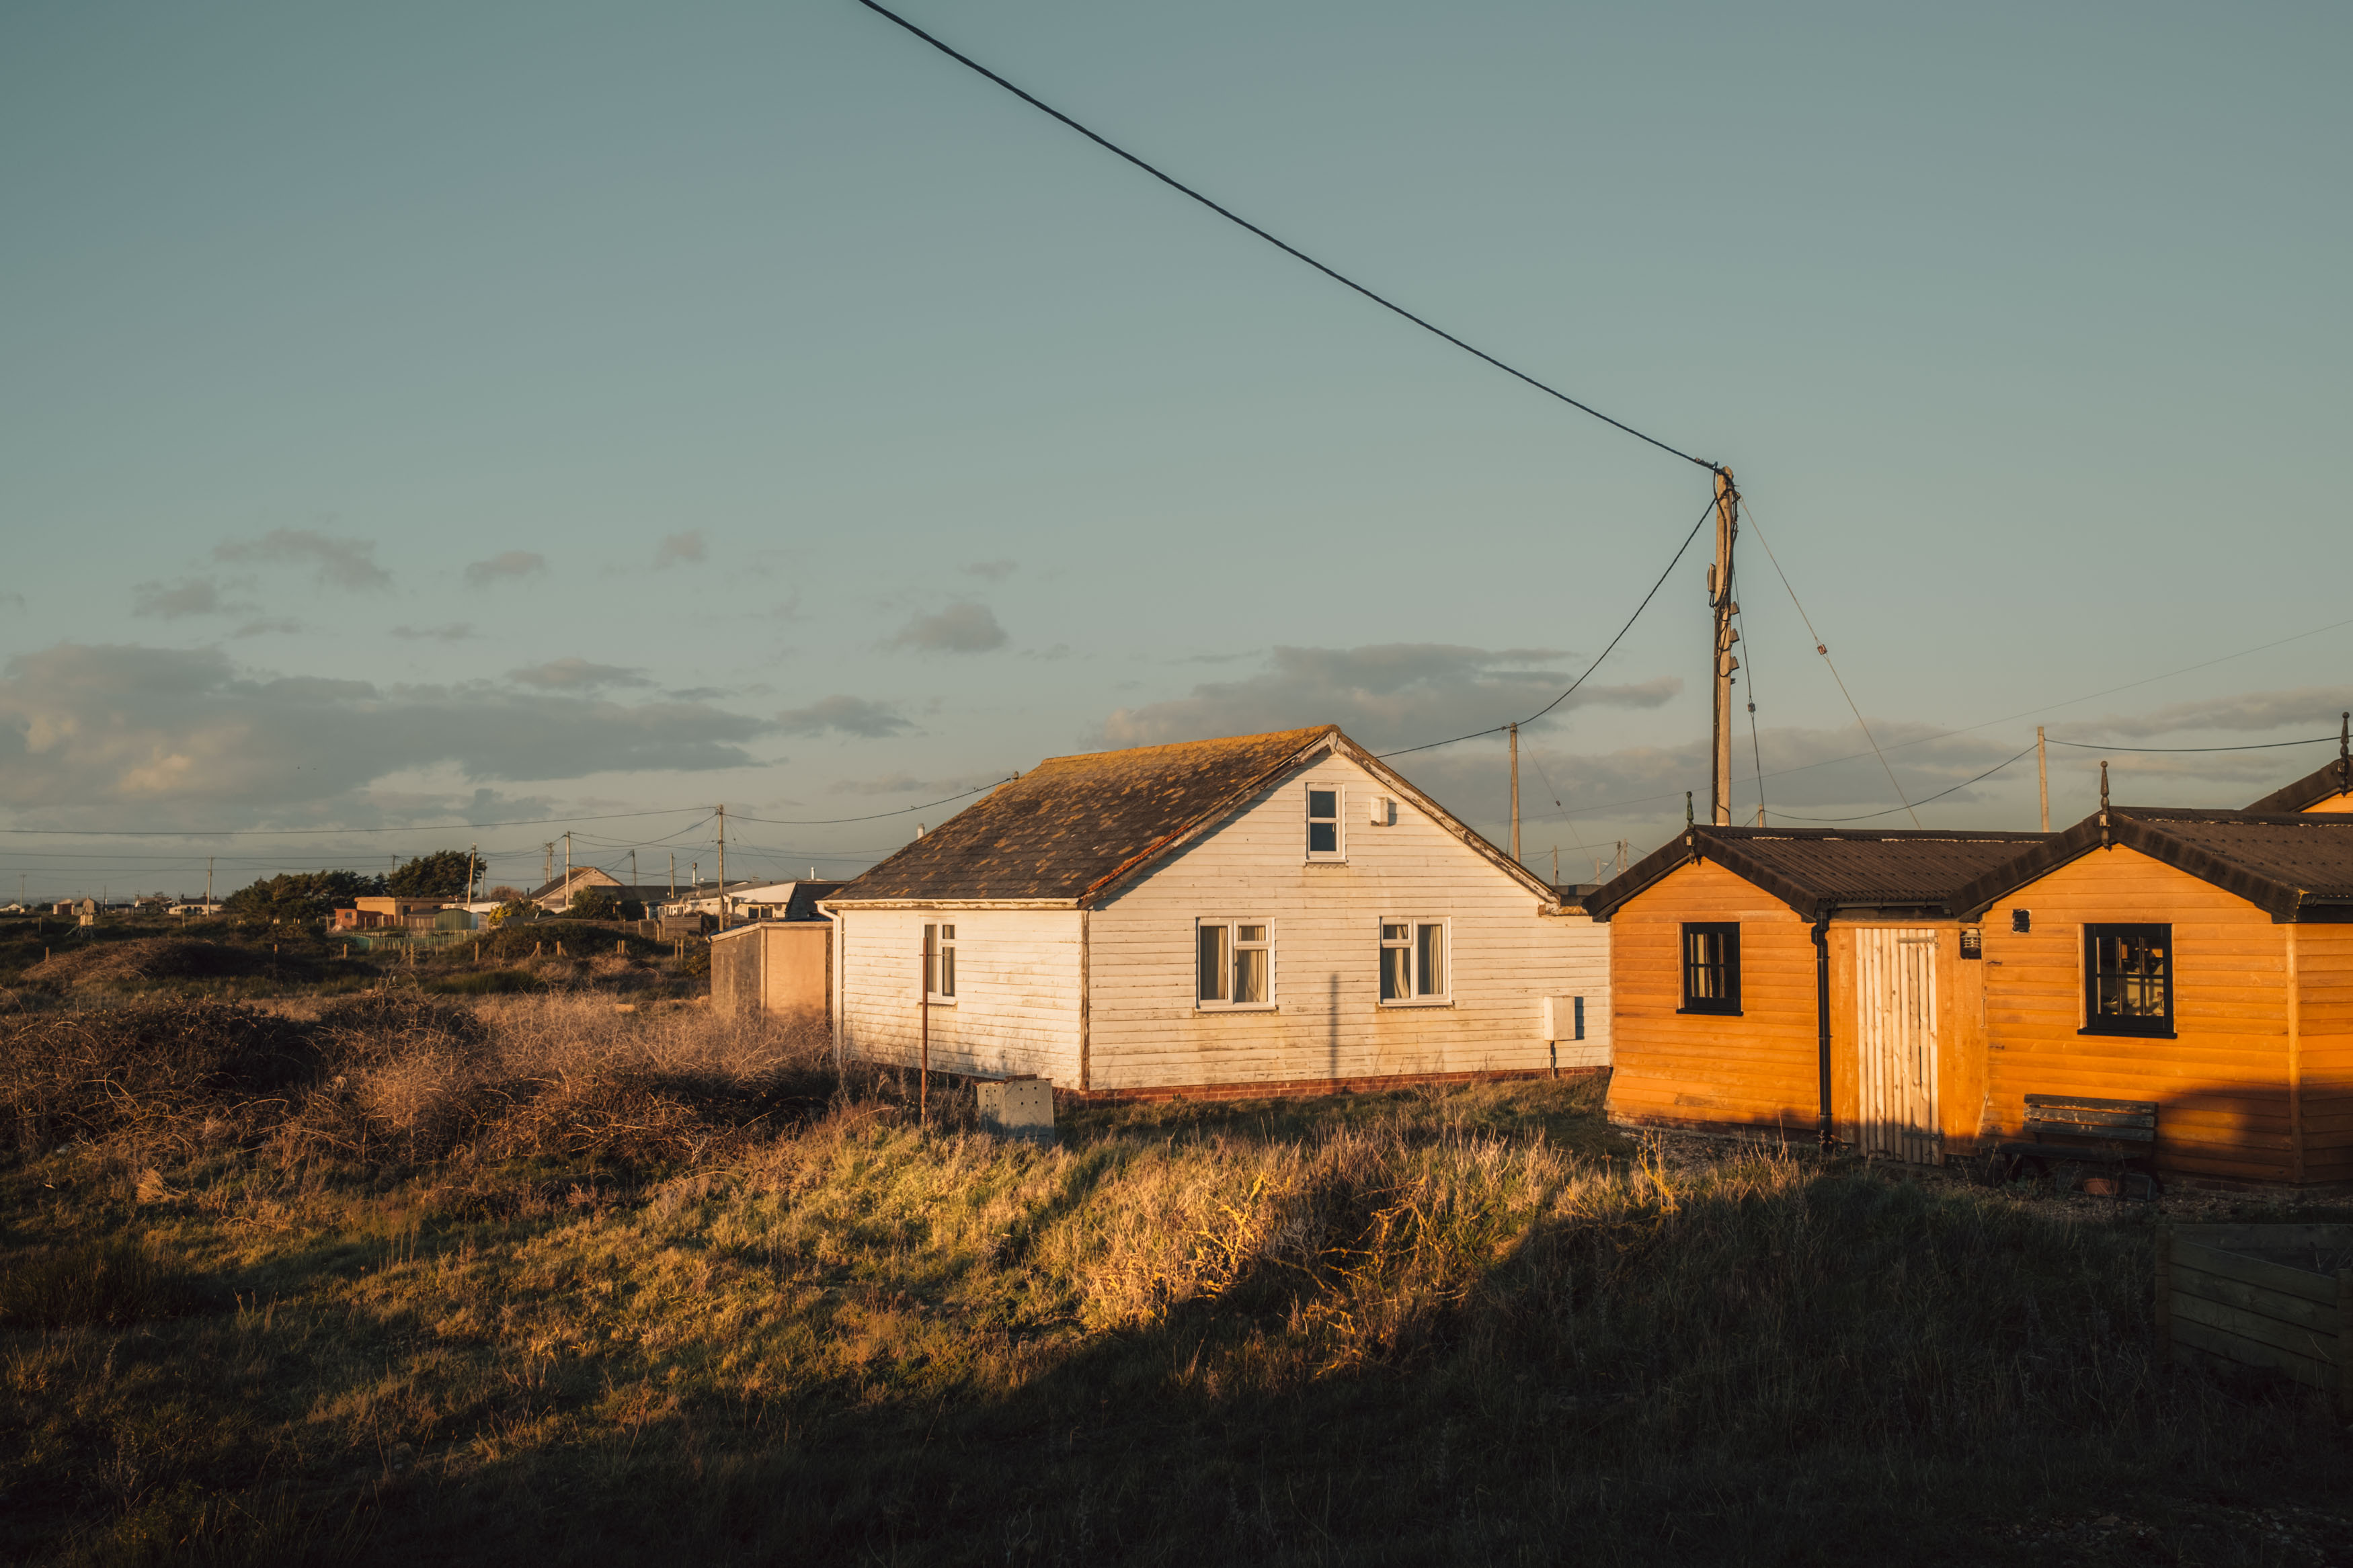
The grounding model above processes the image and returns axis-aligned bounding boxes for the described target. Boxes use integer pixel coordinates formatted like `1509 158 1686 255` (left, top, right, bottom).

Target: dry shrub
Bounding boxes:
22 937 283 990
0 1234 204 1327
0 1001 320 1157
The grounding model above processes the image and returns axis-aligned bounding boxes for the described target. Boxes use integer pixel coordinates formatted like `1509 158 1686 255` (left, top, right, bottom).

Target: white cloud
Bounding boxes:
653 530 707 569
828 772 959 795
464 551 547 585
391 622 477 641
962 559 1016 581
508 657 654 692
1102 644 1679 750
2069 685 2353 740
214 528 390 591
0 643 766 824
230 618 303 638
887 602 1007 654
774 695 914 738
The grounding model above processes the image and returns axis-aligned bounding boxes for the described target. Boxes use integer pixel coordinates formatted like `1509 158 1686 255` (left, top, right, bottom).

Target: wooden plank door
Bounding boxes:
1856 928 1941 1163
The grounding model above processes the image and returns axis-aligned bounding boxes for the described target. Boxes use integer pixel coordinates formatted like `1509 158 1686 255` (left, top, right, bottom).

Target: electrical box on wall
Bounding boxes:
977 1078 1055 1146
1368 796 1394 826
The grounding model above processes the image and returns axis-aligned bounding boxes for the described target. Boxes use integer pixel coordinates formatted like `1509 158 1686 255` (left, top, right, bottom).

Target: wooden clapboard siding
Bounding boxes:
1086 753 1605 1092
1979 845 2297 1182
1823 920 1987 1153
1606 859 1817 1134
835 907 1083 1084
2297 925 2353 1182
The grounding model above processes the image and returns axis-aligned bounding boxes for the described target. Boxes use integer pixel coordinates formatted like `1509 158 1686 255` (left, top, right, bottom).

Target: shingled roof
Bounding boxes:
1581 825 2054 921
2245 753 2353 813
1952 808 2353 922
823 725 1555 907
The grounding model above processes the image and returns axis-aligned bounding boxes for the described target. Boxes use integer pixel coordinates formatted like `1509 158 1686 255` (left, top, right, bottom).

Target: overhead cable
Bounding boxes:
1769 743 2039 825
2043 734 2338 753
854 0 1716 472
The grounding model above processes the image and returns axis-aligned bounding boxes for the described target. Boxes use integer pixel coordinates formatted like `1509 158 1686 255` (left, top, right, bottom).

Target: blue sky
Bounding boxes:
2 0 2347 899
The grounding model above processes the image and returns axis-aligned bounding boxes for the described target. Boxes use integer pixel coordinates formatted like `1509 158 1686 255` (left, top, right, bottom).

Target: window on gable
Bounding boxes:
1379 919 1449 1004
1306 788 1343 860
1197 919 1272 1007
1679 923 1741 1015
924 922 957 1001
2083 923 2171 1036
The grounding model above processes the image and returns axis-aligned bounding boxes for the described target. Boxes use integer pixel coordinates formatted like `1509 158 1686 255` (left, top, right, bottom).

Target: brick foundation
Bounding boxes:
1065 1065 1605 1106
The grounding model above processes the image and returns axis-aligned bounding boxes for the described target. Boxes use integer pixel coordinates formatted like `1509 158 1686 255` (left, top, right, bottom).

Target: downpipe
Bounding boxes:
1813 913 1835 1150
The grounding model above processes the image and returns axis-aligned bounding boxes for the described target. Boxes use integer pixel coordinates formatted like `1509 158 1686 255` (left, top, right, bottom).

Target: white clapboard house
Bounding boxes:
819 726 1609 1098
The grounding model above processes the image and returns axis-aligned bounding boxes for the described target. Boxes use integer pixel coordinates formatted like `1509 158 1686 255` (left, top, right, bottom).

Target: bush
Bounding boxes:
424 968 544 995
0 1001 321 1155
567 888 620 921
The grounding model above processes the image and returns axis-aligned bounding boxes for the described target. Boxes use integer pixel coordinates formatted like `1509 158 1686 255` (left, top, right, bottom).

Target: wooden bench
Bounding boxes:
1995 1095 2160 1197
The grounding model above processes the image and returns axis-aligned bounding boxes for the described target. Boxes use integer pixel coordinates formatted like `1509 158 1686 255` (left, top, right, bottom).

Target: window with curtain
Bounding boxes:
1379 919 1449 1003
923 922 956 1000
1196 919 1272 1007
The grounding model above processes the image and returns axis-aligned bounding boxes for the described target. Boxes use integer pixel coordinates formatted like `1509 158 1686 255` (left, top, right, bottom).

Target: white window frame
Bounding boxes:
1194 917 1277 1012
1378 917 1453 1007
923 920 957 1005
1304 783 1346 862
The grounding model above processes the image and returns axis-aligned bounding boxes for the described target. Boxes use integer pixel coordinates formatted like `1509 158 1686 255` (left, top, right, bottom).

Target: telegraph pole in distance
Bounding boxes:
1709 468 1740 826
715 804 727 931
2036 727 2050 832
1508 721 1521 864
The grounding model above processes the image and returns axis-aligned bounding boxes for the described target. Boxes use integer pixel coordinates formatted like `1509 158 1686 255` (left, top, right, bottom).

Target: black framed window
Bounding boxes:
2083 923 2172 1036
1679 923 1741 1015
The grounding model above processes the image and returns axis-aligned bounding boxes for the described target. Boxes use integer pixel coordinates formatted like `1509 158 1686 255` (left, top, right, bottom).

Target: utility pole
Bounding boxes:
2036 727 2050 832
563 831 572 890
543 842 554 887
205 858 212 908
1709 468 1740 826
465 843 477 903
668 852 676 899
1508 722 1521 864
629 850 638 893
715 804 727 932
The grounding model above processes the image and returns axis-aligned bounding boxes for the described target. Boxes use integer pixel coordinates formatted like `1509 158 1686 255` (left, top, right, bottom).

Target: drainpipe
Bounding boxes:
1813 909 1834 1149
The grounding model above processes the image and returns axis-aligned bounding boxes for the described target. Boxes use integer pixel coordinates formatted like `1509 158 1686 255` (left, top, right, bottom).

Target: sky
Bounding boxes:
2 0 2348 901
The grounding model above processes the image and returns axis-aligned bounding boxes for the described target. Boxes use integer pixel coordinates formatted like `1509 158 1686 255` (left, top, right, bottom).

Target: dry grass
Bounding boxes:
0 995 2346 1566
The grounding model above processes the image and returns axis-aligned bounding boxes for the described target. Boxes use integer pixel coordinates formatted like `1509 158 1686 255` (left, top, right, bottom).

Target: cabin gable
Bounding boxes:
1084 749 1604 1094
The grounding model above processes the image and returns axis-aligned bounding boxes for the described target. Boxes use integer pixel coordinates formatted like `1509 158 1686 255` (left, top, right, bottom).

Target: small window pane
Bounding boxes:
1197 924 1228 1002
1416 924 1444 996
1382 923 1406 942
1237 924 1266 944
940 946 955 997
1380 946 1408 1001
1308 790 1336 819
1233 946 1268 1004
1308 821 1337 853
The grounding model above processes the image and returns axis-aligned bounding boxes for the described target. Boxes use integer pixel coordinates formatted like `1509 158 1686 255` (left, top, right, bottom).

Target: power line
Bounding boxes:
0 805 710 839
733 778 1013 825
2044 734 2338 754
1769 742 2040 825
1380 494 1720 761
854 0 1716 473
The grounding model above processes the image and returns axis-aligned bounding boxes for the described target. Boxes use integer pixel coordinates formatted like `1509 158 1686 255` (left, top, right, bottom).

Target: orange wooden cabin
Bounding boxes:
1950 807 2353 1186
1583 827 2050 1157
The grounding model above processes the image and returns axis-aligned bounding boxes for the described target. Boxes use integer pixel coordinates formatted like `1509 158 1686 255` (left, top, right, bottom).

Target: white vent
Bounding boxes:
1368 796 1394 826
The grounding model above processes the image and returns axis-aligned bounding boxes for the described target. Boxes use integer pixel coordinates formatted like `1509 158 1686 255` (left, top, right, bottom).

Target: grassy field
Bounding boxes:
2 993 2348 1565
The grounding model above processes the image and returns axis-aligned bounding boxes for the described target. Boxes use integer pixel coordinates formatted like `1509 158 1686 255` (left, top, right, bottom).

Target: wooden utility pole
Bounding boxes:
668 852 676 899
1709 468 1740 825
563 831 572 891
2036 727 2050 832
1508 721 1521 864
465 843 477 903
205 858 212 908
715 804 727 931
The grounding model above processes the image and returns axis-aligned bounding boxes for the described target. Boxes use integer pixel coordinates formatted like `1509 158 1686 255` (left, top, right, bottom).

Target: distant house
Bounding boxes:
1583 826 2050 1156
1948 807 2353 1185
530 870 676 916
709 884 844 1024
820 726 1607 1098
333 897 448 932
2246 743 2353 815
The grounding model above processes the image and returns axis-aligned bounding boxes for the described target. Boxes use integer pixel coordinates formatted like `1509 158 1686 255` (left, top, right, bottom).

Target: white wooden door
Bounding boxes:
1856 929 1940 1163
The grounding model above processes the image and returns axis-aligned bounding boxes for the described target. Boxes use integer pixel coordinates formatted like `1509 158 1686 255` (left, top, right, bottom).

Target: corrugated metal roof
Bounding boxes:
826 727 1341 904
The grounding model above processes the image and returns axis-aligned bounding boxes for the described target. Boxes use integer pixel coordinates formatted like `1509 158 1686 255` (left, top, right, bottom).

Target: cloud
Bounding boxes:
132 577 239 619
887 602 1007 654
214 528 391 591
963 559 1016 581
391 622 477 642
1102 645 1679 750
653 530 707 569
774 695 914 738
464 550 547 585
508 657 655 692
2069 685 2353 740
230 618 303 638
0 643 768 825
828 772 939 795
0 593 24 612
